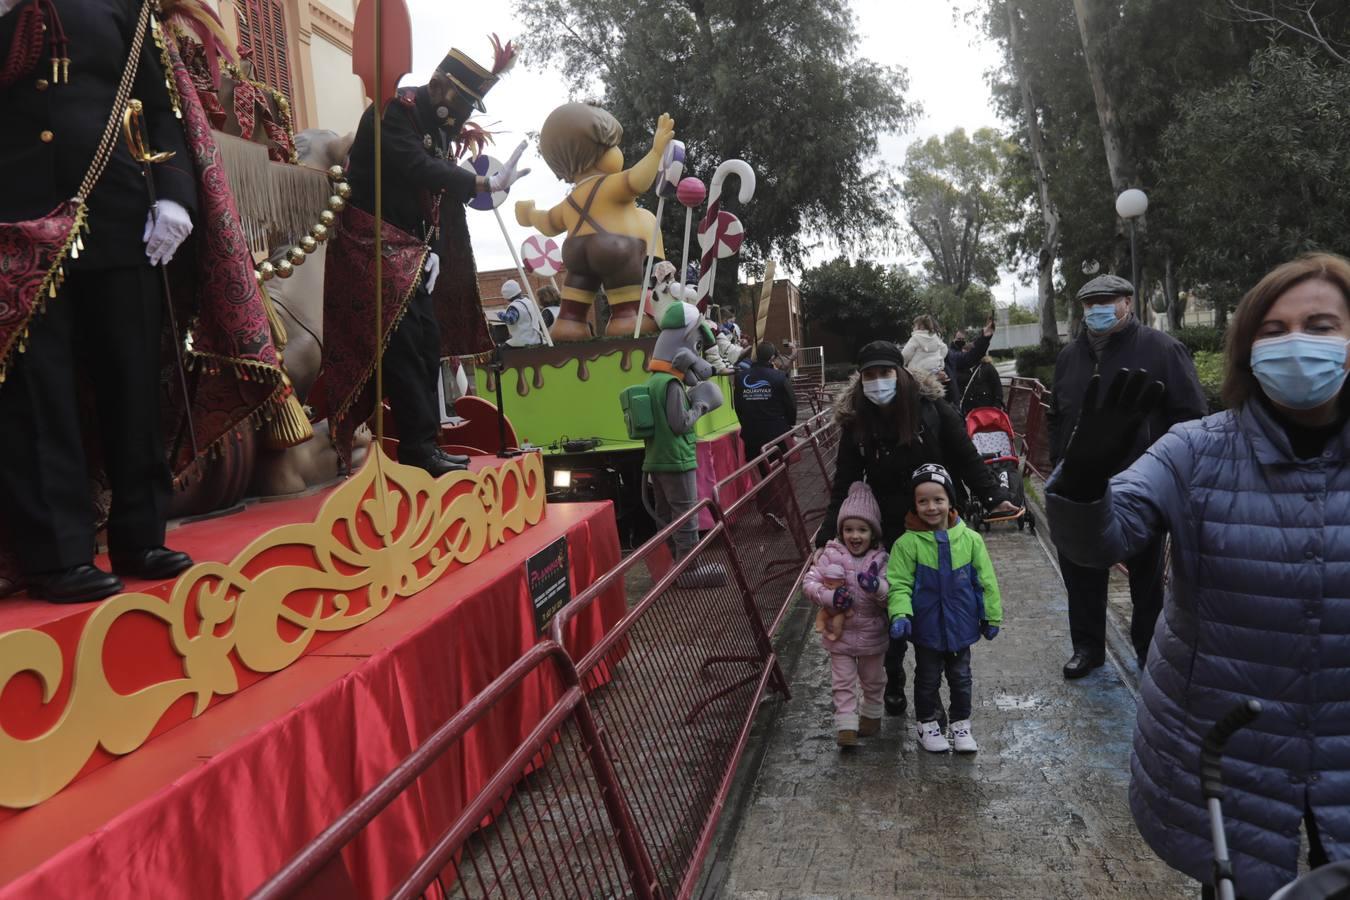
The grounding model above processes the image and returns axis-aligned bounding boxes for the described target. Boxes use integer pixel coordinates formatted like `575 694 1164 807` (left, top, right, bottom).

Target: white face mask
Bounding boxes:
862 376 897 406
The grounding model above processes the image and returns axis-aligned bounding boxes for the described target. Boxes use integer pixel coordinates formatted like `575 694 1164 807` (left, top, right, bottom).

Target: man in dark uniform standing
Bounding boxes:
343 46 528 476
0 0 196 602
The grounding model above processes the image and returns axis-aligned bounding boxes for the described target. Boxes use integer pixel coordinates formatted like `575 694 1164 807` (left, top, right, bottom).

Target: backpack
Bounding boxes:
619 383 657 439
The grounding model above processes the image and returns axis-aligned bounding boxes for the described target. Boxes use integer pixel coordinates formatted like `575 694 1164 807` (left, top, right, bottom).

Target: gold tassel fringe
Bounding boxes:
262 374 314 449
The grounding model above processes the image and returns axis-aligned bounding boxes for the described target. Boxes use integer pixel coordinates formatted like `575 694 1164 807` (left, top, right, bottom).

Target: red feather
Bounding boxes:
489 34 516 75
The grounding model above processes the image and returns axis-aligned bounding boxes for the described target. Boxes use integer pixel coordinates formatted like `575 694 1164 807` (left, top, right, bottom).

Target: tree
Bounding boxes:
917 282 995 341
513 0 917 302
1004 0 1059 346
1161 45 1350 312
799 257 922 357
899 128 1016 299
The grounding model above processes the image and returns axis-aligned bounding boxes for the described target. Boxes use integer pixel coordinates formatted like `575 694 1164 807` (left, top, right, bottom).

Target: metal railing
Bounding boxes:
1006 376 1053 478
256 412 844 900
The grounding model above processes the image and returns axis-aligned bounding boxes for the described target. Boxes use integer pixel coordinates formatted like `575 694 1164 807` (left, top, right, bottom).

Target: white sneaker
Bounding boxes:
917 720 949 753
950 719 978 753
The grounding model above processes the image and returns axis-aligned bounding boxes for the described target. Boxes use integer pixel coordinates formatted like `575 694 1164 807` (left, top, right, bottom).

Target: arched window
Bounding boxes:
235 0 294 108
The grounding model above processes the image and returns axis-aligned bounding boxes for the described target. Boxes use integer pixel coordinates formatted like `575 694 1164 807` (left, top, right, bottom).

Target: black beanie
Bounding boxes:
911 463 958 508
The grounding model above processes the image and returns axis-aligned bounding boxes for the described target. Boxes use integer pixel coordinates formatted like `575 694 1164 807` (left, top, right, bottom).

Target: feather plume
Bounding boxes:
489 34 516 75
453 120 496 161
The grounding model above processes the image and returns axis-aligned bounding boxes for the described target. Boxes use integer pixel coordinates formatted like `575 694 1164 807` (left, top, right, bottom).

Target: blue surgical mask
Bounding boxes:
1250 333 1350 410
1084 303 1119 333
862 376 897 406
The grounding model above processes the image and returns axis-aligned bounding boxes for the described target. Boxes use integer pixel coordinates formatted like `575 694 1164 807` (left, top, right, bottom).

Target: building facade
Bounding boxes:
209 0 367 135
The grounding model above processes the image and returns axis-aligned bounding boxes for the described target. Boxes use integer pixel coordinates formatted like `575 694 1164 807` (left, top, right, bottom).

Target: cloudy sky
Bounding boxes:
402 0 1025 303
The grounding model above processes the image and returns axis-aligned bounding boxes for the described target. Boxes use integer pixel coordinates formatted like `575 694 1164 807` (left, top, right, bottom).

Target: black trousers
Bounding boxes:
384 287 442 462
0 266 171 572
1059 534 1166 664
913 646 973 723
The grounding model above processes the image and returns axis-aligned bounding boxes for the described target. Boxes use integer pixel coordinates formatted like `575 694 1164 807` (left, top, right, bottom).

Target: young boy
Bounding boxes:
887 464 1003 753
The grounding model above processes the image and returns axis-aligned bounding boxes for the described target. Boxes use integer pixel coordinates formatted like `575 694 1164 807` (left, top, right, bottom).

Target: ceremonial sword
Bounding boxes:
122 98 198 460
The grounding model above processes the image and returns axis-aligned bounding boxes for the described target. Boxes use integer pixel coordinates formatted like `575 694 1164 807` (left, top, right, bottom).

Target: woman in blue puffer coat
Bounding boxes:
1046 253 1350 899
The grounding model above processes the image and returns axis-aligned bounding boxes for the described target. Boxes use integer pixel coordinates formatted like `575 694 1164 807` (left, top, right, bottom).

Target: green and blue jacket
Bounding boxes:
887 512 1002 652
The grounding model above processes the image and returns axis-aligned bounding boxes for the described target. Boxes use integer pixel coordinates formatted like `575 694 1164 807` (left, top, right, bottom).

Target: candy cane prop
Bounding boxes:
522 234 563 294
695 160 756 309
676 177 706 301
462 154 554 346
634 140 686 337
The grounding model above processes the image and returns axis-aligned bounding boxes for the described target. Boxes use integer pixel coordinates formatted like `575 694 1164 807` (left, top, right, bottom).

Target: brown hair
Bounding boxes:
1222 253 1350 409
913 315 936 333
846 367 922 447
536 284 561 306
538 103 623 182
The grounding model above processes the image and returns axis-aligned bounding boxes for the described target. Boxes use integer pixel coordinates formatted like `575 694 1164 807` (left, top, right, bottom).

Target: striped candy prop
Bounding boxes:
676 177 707 303
463 155 553 345
695 160 756 309
634 140 688 336
521 234 562 277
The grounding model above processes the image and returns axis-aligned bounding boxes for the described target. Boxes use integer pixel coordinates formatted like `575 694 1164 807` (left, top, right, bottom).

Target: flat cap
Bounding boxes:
1076 274 1134 301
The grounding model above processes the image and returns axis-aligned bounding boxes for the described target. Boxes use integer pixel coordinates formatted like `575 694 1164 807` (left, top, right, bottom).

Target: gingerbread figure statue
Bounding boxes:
515 104 674 340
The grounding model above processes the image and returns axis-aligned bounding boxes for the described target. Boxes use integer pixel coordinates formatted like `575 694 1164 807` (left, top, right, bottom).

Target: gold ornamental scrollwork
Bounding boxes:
0 448 546 809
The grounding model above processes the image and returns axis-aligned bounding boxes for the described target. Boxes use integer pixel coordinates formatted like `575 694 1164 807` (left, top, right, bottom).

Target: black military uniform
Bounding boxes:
0 0 196 601
345 49 502 473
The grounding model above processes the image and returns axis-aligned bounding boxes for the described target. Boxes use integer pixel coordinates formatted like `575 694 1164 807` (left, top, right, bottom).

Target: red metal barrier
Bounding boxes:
250 642 656 900
1007 377 1053 477
713 454 811 636
551 500 787 898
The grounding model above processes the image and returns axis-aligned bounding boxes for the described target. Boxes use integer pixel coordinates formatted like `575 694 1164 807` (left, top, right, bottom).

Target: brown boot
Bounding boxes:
836 729 858 748
858 716 881 737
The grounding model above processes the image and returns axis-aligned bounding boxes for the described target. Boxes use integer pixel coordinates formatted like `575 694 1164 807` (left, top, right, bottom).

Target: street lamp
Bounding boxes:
1115 188 1149 305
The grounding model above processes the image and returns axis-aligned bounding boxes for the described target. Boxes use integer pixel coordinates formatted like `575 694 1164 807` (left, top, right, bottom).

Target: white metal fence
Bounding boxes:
797 345 825 387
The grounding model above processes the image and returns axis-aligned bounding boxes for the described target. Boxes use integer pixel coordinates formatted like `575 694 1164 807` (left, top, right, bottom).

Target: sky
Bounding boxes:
401 0 1026 305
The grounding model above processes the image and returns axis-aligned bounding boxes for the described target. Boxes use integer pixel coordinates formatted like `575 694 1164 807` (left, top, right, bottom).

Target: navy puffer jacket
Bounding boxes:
1047 400 1350 899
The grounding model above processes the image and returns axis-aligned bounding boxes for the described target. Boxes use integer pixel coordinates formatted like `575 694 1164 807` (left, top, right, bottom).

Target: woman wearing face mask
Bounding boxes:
1046 253 1350 898
819 340 1019 716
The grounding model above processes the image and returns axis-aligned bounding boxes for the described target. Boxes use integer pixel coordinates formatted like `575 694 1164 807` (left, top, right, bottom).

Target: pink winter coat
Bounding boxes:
802 542 890 656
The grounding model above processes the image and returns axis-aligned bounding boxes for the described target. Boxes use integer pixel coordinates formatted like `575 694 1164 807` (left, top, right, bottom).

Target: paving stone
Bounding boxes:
714 527 1194 899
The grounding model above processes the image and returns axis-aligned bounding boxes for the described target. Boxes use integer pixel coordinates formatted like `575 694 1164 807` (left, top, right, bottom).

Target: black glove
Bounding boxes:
1055 369 1165 502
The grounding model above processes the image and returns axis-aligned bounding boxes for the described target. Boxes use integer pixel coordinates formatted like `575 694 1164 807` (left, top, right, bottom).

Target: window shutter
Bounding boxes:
235 0 295 111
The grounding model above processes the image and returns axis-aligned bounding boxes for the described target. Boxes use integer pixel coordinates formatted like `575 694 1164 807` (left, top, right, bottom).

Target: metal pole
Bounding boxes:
1129 219 1140 306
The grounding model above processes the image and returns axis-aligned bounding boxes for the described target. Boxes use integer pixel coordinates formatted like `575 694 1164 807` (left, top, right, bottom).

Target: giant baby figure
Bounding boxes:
515 105 674 340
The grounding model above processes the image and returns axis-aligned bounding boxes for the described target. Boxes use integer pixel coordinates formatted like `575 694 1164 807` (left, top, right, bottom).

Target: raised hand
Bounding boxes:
490 140 531 193
857 563 880 595
652 113 675 154
1056 369 1166 502
514 199 537 227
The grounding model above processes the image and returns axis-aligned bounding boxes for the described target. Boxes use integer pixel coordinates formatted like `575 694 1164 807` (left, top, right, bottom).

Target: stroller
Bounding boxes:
963 406 1035 534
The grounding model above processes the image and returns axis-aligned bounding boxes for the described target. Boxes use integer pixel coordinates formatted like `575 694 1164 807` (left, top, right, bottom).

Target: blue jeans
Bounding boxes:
913 646 973 723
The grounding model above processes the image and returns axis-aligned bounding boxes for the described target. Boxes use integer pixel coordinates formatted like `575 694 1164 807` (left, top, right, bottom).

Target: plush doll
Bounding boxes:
814 562 853 641
516 104 675 340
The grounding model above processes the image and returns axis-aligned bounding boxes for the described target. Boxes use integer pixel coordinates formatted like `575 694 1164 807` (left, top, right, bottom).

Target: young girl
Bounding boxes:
803 482 890 748
887 464 1002 754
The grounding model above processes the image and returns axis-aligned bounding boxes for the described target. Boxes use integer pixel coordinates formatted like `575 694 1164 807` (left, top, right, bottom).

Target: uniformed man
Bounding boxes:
343 45 528 476
0 0 197 602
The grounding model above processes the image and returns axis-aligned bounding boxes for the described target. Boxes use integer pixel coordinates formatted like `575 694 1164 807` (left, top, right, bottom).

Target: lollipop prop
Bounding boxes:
464 154 554 346
695 160 756 309
634 140 686 337
521 234 562 295
676 177 706 303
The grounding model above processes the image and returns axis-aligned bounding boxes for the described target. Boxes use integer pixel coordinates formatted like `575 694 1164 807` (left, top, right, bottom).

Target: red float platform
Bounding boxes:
0 451 626 897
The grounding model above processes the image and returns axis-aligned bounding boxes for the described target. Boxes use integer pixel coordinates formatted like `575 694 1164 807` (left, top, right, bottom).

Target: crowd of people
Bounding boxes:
794 252 1350 897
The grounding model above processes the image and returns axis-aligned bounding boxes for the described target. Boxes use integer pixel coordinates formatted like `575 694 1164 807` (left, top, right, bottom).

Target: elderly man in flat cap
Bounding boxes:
1048 274 1206 679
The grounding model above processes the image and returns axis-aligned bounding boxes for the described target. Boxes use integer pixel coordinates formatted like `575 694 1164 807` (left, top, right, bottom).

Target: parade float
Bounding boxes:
0 3 630 895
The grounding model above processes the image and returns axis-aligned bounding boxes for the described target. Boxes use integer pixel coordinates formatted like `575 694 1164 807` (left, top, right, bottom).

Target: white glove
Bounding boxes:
489 140 531 193
143 199 193 266
423 252 440 292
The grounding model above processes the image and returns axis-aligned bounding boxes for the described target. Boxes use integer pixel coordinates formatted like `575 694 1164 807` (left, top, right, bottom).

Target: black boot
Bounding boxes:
110 546 194 580
434 449 470 466
1063 648 1106 679
27 564 124 604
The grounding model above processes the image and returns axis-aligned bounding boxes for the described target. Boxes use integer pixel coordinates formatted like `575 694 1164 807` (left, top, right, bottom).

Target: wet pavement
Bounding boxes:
704 524 1194 899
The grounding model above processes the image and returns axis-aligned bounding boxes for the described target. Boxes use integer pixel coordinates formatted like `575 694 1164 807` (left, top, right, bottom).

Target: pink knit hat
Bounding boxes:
837 481 882 538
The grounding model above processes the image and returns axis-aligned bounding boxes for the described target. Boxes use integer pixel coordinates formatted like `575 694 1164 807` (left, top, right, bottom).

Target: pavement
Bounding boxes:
702 523 1195 899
